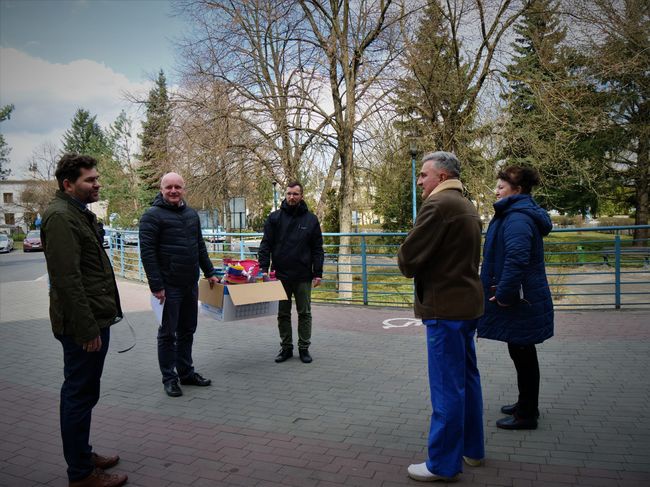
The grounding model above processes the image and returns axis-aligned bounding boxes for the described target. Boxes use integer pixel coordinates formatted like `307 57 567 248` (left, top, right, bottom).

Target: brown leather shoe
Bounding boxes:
69 468 128 487
92 452 119 470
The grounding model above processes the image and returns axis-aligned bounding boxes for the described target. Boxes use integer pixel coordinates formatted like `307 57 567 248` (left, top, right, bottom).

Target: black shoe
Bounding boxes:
500 403 518 415
496 414 537 430
164 380 183 397
275 348 293 363
500 403 540 418
180 372 211 387
299 349 312 363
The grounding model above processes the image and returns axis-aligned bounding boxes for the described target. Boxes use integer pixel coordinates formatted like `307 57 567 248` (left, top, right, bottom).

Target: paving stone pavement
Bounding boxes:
1 278 649 487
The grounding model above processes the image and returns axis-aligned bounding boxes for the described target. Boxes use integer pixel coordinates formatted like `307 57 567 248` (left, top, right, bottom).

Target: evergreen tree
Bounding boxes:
370 128 418 232
139 69 172 204
393 2 473 154
102 111 144 226
390 1 493 217
321 187 340 253
585 0 650 241
62 108 108 156
499 0 609 216
0 104 15 180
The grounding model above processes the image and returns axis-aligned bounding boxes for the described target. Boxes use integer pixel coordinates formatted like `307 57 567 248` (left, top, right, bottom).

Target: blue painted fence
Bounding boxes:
106 225 650 310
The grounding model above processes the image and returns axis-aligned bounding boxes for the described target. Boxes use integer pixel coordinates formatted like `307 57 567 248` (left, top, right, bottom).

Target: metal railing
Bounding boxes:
105 225 650 310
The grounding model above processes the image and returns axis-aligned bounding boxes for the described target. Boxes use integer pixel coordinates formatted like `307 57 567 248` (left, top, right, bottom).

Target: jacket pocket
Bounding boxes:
415 280 430 308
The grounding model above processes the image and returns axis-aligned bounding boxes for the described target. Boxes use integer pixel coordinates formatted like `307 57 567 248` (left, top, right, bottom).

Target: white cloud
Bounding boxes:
0 47 149 177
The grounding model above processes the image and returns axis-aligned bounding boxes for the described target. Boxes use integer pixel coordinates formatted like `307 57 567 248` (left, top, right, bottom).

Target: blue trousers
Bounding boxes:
56 327 110 482
158 283 198 384
423 319 484 477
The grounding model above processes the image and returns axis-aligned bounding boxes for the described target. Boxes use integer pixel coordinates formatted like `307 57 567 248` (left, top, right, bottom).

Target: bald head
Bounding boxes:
160 172 186 206
161 172 184 188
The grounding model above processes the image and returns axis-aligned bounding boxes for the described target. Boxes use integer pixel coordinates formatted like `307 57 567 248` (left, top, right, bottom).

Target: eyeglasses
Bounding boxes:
286 192 301 196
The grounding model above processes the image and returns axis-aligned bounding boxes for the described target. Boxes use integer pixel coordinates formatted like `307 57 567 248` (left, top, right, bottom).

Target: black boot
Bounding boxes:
275 348 293 363
496 414 538 430
164 380 183 397
501 402 540 418
299 349 312 363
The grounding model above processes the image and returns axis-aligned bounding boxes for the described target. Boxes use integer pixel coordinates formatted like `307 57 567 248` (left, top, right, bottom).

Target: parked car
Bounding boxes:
203 226 226 243
0 234 13 253
23 230 43 252
123 231 139 246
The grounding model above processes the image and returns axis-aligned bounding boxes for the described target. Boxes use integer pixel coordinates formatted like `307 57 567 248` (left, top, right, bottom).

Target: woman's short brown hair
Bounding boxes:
497 166 540 194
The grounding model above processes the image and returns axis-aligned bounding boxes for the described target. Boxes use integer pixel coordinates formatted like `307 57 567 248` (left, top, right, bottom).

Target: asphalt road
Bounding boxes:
0 249 47 283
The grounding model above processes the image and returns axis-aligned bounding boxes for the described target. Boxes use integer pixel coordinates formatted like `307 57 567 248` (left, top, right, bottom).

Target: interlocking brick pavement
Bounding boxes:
0 278 649 486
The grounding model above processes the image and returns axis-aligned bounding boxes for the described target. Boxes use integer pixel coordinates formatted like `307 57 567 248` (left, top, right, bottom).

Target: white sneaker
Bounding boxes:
407 462 460 482
463 456 484 467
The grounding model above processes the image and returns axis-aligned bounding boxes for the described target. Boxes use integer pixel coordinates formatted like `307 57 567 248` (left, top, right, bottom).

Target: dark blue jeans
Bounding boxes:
56 327 110 482
158 283 198 384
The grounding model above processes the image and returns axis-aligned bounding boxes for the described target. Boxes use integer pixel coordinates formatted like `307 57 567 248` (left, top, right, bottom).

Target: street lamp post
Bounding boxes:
409 141 418 223
272 181 278 211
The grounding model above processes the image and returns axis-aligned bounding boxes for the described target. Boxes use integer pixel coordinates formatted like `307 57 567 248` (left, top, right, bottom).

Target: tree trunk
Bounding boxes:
316 152 340 221
337 133 354 301
633 132 650 245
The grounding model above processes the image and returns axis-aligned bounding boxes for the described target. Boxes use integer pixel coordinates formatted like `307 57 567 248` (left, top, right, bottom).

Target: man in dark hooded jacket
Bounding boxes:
139 172 219 397
258 181 324 364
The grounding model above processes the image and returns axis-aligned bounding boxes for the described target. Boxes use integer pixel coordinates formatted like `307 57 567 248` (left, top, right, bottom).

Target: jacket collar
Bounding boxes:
153 192 186 211
280 198 308 215
428 178 464 199
56 190 92 213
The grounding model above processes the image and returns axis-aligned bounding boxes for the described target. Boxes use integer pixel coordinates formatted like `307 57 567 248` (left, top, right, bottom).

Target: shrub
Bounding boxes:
597 217 634 227
551 215 583 227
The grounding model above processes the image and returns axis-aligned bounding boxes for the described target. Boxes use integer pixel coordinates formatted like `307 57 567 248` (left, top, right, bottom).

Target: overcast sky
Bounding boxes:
0 0 185 178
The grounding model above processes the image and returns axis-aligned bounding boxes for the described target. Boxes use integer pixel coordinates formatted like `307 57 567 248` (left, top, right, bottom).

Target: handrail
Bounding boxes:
105 225 650 310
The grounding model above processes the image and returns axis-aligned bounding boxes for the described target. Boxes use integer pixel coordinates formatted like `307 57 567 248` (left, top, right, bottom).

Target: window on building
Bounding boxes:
3 193 13 204
4 213 15 225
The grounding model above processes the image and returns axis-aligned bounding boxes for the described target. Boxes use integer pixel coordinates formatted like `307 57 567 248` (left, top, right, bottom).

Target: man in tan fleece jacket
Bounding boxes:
398 151 484 482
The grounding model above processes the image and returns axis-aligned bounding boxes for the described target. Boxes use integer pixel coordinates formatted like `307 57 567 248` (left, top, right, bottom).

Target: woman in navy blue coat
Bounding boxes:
478 166 554 430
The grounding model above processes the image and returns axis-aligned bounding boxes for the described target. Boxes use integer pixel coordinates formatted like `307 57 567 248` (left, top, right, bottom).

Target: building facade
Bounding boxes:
0 180 32 234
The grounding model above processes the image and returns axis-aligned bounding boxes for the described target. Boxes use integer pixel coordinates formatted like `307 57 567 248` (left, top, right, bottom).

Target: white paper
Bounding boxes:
150 295 164 325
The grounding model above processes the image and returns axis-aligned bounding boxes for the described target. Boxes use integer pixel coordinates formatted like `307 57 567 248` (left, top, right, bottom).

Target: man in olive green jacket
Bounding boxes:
42 154 127 487
398 151 484 483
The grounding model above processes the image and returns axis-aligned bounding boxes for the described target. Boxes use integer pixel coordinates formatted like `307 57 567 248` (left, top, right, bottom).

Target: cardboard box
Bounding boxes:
198 279 287 322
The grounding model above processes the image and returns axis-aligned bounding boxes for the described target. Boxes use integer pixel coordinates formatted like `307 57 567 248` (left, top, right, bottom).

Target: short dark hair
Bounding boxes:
55 153 98 191
286 181 303 193
497 165 540 194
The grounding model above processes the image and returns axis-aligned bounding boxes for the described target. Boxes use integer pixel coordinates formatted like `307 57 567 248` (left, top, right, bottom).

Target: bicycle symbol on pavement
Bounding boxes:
382 317 423 329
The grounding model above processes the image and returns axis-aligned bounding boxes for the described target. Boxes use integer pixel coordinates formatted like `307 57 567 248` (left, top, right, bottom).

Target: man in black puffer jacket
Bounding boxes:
259 181 324 364
139 172 219 397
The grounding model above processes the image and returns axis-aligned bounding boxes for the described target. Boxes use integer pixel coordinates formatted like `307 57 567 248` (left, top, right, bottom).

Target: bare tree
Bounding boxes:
170 75 265 227
20 142 60 224
175 0 332 188
297 0 413 297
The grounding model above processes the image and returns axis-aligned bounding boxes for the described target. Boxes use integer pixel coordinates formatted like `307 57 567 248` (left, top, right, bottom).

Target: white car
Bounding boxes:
0 234 14 253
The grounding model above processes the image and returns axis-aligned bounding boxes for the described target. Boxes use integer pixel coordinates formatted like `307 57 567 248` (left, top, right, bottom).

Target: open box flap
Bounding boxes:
198 280 225 307
199 279 287 307
226 280 287 305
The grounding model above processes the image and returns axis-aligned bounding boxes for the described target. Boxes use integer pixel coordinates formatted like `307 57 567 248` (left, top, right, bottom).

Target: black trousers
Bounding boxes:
507 343 540 419
158 283 198 384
